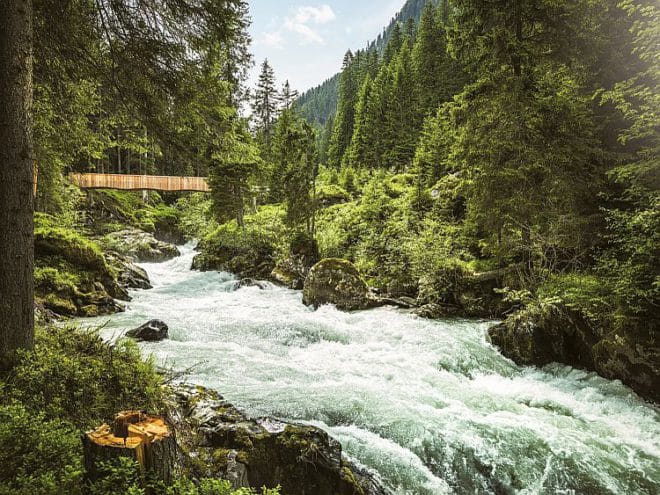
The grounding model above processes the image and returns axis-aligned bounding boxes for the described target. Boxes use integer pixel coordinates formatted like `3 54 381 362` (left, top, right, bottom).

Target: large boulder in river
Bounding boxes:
592 323 659 403
489 303 660 402
488 303 599 369
105 251 152 290
103 228 180 262
303 258 373 311
171 385 386 495
126 320 169 342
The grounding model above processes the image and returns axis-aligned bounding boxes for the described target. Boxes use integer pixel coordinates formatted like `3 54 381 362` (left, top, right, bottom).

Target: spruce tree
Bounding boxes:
327 51 358 168
448 0 602 265
279 80 299 110
253 59 279 150
208 116 261 229
386 39 418 170
345 75 374 169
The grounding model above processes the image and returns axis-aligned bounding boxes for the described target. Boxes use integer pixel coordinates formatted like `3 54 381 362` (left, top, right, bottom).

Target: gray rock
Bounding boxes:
235 278 270 290
104 228 180 262
106 251 152 290
171 384 389 495
126 319 168 341
303 258 374 311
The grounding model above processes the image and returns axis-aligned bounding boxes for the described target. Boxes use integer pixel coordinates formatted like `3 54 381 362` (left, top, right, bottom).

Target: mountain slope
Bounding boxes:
295 0 438 125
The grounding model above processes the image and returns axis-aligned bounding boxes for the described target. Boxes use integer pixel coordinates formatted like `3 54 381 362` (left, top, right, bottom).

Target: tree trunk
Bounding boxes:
512 3 523 77
83 411 177 490
0 0 34 371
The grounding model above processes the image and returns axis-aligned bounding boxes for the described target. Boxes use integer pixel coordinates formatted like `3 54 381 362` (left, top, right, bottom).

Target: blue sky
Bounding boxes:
247 1 407 93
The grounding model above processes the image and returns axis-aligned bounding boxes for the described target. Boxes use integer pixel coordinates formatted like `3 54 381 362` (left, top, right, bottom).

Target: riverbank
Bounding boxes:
78 243 660 495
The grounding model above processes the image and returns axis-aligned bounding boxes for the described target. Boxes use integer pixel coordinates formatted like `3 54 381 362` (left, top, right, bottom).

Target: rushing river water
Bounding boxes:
80 244 660 494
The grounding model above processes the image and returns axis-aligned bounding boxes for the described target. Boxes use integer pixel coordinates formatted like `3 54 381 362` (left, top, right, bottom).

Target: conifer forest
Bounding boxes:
0 1 658 494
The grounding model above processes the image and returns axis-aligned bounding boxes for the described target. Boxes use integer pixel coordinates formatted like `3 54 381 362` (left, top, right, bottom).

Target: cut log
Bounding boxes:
83 411 176 487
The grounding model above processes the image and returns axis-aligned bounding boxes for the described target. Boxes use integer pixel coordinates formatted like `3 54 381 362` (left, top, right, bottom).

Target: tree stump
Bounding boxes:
83 411 176 486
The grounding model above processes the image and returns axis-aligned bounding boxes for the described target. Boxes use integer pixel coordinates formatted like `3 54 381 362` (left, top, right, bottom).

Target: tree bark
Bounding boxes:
0 0 34 370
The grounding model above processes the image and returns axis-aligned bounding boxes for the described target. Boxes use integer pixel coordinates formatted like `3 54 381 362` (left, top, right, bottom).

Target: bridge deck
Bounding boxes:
69 173 210 192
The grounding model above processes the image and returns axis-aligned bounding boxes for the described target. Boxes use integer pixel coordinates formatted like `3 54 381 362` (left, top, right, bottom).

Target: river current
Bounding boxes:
80 244 660 494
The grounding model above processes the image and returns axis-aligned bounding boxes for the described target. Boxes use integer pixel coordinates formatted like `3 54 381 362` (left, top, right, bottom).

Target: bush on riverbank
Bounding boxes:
0 325 280 495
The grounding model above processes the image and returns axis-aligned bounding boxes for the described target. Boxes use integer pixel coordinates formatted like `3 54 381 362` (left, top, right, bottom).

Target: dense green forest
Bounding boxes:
213 0 659 400
295 0 439 125
0 0 658 493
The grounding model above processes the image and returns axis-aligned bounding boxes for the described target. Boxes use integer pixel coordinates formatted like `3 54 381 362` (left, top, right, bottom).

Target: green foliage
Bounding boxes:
537 273 616 323
163 478 279 495
0 403 84 495
269 109 318 231
176 194 215 239
196 207 286 278
35 212 106 271
3 326 164 429
208 116 261 228
88 458 144 495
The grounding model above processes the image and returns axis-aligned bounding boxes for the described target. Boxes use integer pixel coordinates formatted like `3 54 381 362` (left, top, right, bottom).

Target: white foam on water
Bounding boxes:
78 244 660 494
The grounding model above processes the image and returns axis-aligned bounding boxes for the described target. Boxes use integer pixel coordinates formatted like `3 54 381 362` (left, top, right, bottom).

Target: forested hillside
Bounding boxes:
0 0 658 493
206 0 658 402
295 0 439 125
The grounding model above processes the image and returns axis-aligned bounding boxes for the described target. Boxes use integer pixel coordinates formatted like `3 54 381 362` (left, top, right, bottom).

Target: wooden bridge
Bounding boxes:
69 173 210 192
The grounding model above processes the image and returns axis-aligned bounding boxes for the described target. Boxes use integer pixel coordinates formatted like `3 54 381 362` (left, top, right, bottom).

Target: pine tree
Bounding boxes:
383 22 403 64
279 80 299 110
271 109 318 233
385 39 418 170
447 0 602 265
253 59 279 150
345 75 374 169
327 51 358 168
600 0 660 319
208 116 261 229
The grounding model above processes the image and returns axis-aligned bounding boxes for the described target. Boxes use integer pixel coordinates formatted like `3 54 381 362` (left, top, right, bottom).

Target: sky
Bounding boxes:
247 1 408 94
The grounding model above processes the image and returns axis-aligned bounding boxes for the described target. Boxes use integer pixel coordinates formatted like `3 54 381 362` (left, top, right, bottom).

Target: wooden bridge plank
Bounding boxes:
68 173 210 192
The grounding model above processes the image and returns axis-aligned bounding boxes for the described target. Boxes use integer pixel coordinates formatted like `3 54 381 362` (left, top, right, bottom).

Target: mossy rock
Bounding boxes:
35 213 107 273
303 259 373 311
33 214 128 317
592 323 659 403
171 385 384 495
193 229 276 279
488 303 599 369
102 229 180 262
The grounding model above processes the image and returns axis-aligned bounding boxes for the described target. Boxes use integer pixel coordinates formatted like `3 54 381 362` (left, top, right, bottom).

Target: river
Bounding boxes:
79 244 660 494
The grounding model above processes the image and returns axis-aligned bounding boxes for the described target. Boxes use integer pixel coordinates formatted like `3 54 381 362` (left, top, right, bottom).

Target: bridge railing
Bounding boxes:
69 173 210 192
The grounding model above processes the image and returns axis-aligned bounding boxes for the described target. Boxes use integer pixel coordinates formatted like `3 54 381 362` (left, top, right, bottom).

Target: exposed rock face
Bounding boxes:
106 251 152 290
592 323 659 403
488 303 599 369
104 229 180 262
126 320 169 342
170 385 388 495
303 259 374 311
488 303 659 402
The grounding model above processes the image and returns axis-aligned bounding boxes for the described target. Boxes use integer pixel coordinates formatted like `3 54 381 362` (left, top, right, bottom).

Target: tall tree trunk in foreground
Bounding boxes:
0 0 34 370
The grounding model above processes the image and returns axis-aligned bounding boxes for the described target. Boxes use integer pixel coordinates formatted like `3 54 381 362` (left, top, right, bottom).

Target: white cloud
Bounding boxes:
291 5 336 25
260 31 285 49
284 5 336 45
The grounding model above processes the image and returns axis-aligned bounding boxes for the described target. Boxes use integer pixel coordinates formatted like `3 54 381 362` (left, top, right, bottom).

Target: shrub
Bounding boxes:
4 326 164 429
0 403 84 495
